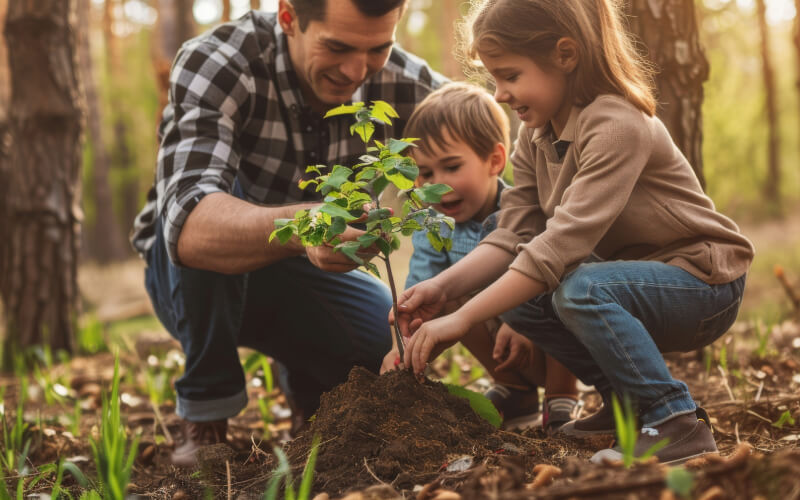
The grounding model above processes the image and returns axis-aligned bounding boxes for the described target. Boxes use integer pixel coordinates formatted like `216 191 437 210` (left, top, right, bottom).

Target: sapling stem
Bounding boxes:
382 254 405 359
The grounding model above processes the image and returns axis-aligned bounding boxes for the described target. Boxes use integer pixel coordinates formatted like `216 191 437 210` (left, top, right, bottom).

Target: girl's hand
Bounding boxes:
404 312 472 375
380 348 403 374
493 323 535 372
396 279 448 337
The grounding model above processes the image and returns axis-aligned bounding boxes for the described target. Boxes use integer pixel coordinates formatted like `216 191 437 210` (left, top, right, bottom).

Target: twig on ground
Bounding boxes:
774 265 800 313
226 459 232 500
363 457 389 486
151 401 173 446
717 366 736 401
746 410 772 424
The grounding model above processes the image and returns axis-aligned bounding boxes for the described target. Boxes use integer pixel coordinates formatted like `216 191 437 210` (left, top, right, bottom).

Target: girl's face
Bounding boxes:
480 49 572 134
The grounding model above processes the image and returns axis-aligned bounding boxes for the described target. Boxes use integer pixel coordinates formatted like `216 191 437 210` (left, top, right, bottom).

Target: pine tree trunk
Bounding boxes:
624 0 709 188
78 0 127 263
0 0 83 356
756 0 781 206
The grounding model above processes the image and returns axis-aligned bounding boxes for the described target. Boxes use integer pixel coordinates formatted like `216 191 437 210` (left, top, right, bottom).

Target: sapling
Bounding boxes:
269 101 454 358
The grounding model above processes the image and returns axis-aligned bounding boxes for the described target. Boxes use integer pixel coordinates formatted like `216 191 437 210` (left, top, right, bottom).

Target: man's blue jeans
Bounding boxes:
144 219 392 422
501 261 745 426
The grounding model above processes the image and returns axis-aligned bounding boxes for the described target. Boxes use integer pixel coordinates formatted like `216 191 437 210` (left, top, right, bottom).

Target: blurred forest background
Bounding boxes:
2 0 800 354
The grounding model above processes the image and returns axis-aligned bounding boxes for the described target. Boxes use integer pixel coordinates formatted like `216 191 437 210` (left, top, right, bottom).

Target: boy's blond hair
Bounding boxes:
405 81 510 159
461 0 656 116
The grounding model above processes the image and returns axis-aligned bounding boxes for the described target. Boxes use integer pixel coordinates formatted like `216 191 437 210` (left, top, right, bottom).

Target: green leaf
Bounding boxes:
772 410 796 429
385 170 415 190
359 154 380 164
305 164 323 174
336 241 364 265
387 138 417 155
325 217 347 240
364 261 381 277
375 238 392 256
426 231 444 252
328 165 354 188
351 121 375 143
319 203 358 221
356 168 378 181
324 102 364 118
367 208 393 222
371 175 390 197
394 158 419 180
370 100 399 124
415 183 453 203
666 467 694 498
445 384 502 428
269 225 295 245
357 234 379 247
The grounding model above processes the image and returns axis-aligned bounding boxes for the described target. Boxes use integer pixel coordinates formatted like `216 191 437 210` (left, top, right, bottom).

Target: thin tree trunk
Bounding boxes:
222 0 232 23
441 0 459 79
0 0 83 357
624 0 709 189
250 0 259 9
756 0 781 206
79 0 127 262
795 0 800 161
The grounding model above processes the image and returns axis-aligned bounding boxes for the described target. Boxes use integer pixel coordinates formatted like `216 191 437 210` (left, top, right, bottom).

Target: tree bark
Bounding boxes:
78 0 127 262
624 0 709 188
756 0 781 206
153 0 196 118
795 0 800 162
0 0 83 356
250 0 259 9
222 0 232 23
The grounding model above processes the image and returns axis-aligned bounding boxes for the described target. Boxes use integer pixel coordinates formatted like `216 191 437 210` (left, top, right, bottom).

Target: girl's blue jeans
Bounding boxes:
501 261 745 426
144 218 392 422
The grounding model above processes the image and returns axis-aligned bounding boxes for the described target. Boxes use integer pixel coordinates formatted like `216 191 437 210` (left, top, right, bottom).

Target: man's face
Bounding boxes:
283 0 401 113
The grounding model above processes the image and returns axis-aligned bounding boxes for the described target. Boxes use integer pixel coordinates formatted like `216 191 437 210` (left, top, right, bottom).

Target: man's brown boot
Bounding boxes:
558 404 618 436
171 419 228 467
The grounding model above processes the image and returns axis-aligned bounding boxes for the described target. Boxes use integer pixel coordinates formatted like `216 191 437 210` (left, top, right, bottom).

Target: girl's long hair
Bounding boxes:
460 0 656 116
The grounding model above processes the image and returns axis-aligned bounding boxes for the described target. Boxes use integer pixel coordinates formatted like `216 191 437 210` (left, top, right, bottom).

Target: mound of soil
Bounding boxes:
286 366 512 495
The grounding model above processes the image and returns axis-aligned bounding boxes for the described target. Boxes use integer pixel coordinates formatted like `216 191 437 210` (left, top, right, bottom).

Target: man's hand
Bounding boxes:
395 279 448 337
305 225 379 272
493 323 535 373
403 311 471 375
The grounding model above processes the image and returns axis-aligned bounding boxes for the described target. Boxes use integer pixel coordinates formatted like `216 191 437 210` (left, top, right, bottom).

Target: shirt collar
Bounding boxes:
530 105 582 143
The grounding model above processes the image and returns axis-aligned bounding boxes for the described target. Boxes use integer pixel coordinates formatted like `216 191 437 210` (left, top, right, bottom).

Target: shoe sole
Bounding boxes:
503 412 543 431
558 425 615 437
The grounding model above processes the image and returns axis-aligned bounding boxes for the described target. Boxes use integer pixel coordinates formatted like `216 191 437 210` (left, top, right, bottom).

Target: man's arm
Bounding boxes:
178 193 373 275
176 193 310 274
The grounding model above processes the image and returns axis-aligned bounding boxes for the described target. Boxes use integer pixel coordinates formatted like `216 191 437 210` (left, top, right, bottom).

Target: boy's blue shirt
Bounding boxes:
405 179 509 289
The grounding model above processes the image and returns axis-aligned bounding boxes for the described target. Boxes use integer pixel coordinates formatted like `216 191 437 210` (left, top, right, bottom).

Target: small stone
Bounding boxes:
171 490 188 500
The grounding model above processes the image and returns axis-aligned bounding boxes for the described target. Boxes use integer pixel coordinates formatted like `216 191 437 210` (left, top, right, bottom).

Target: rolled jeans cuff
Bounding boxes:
640 394 696 427
176 389 248 422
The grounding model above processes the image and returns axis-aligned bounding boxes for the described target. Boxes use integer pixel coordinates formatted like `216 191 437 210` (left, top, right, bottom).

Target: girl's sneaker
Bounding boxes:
485 384 541 430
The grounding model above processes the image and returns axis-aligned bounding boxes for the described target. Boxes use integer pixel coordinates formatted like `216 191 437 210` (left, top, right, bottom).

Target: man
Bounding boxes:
131 0 445 467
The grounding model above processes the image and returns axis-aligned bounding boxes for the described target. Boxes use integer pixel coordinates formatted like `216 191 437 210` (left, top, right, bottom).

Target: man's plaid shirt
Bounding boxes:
131 11 446 264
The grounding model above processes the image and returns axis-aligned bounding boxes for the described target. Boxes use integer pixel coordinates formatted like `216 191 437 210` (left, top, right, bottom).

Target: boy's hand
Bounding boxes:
404 312 471 375
380 348 404 374
493 323 535 372
396 280 448 336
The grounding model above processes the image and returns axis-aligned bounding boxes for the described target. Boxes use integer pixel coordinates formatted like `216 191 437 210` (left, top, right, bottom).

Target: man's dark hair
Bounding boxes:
292 0 407 32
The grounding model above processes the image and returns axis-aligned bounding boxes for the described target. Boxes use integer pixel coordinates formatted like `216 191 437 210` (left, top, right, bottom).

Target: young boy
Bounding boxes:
380 82 579 432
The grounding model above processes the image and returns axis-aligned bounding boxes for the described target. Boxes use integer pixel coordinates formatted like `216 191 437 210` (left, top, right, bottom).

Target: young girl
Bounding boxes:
397 0 753 465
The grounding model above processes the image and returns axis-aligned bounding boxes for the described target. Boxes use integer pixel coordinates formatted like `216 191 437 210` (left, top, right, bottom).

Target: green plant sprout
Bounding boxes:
1 379 31 475
263 434 321 500
665 467 694 498
772 409 796 429
611 393 669 467
89 355 139 500
269 101 454 358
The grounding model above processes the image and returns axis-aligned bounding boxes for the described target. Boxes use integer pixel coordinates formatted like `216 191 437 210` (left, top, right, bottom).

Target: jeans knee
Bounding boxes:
552 265 598 320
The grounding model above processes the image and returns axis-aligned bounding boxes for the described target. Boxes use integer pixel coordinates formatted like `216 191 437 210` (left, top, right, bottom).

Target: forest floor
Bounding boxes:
1 212 799 498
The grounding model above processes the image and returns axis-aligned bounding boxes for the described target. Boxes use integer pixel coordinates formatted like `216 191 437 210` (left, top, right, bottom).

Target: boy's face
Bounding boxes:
413 131 505 223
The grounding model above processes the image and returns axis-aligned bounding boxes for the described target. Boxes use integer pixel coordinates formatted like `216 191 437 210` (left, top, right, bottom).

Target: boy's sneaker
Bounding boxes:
590 408 717 465
558 404 617 436
485 384 541 430
543 397 578 434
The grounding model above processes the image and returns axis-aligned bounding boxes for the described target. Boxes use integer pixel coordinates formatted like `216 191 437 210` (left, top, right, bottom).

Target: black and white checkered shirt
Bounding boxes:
131 11 446 264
